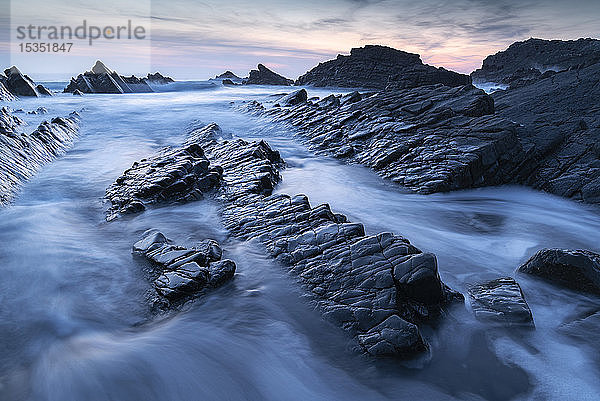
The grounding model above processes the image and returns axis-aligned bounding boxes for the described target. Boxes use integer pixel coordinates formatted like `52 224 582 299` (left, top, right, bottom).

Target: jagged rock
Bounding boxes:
27 107 48 115
518 249 600 294
471 38 600 87
146 72 174 84
0 107 79 205
0 82 16 101
72 89 84 96
222 79 239 86
64 61 153 94
277 89 307 106
243 64 293 86
216 71 241 80
133 229 235 302
105 124 223 220
1 66 51 97
296 45 471 89
468 277 534 327
186 123 462 358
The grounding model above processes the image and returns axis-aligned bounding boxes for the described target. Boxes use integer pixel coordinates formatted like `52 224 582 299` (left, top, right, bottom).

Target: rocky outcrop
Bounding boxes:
244 84 527 195
64 61 154 94
216 71 241 80
243 64 293 86
275 89 307 106
519 249 600 295
471 38 600 87
145 72 174 84
468 277 534 327
187 123 462 357
133 230 236 302
222 79 240 86
0 107 79 205
0 66 52 97
105 127 223 220
296 45 471 89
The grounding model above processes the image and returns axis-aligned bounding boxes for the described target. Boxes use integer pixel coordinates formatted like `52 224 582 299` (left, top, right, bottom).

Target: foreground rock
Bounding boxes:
105 127 223 220
0 107 79 205
64 61 155 94
0 66 52 97
243 64 293 86
519 249 600 295
468 277 534 327
296 45 471 89
189 123 462 357
133 230 235 302
244 84 526 195
472 38 600 88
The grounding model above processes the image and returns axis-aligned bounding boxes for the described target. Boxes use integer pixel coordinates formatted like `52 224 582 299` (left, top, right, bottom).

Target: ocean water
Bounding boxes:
0 82 599 401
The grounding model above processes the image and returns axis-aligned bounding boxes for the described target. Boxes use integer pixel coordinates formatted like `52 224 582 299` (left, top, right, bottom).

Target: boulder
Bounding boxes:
36 84 53 96
133 229 235 302
518 249 600 294
243 64 293 86
468 277 534 327
277 89 307 106
296 45 471 89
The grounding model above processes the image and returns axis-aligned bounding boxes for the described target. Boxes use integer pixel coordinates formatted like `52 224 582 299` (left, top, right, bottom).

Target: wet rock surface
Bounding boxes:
296 45 471 89
0 107 79 205
468 277 534 327
188 123 462 357
133 229 236 302
243 64 293 86
64 61 154 94
1 66 52 98
105 124 223 220
519 249 600 295
472 38 600 87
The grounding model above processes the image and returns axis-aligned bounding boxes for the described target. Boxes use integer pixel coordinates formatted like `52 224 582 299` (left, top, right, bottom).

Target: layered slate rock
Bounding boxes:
0 107 79 205
105 126 223 220
468 277 534 327
133 230 236 302
243 64 293 86
64 61 154 94
0 66 52 97
188 123 462 357
245 84 526 195
472 38 600 88
296 45 471 89
518 249 600 295
0 82 16 101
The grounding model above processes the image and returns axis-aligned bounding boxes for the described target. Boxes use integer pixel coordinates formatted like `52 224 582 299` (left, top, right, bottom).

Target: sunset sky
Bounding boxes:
2 0 600 80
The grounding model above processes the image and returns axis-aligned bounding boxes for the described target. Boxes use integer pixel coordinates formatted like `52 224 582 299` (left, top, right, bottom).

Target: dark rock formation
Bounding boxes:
0 66 52 97
64 61 153 94
471 38 600 87
0 107 79 205
0 82 15 101
277 89 307 106
187 123 462 357
222 79 239 86
296 45 471 89
243 64 293 86
244 84 525 195
468 277 534 327
72 89 84 96
519 249 600 294
146 72 174 84
105 124 223 220
133 230 236 302
216 71 241 80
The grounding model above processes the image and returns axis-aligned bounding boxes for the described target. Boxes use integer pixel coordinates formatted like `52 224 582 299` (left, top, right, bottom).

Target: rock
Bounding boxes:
105 124 223 220
72 89 84 96
472 38 600 87
0 107 79 205
133 229 235 302
277 89 307 106
0 81 16 101
189 124 462 358
27 107 48 115
64 60 154 94
1 66 51 97
36 85 53 96
518 249 600 294
145 72 174 84
216 71 241 80
468 277 534 327
222 79 239 86
243 64 293 86
296 45 471 89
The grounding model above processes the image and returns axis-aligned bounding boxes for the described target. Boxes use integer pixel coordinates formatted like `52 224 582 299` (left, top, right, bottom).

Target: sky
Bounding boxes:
2 0 600 80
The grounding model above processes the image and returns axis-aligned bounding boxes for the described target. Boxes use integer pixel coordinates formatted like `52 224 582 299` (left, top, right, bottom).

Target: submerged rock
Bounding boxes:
0 107 79 205
187 123 462 358
243 64 293 86
105 124 223 220
133 229 235 302
468 277 534 327
64 61 154 94
296 45 471 89
518 249 600 294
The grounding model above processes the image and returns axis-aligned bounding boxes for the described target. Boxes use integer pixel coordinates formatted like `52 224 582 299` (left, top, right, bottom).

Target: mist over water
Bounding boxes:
1 83 599 401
